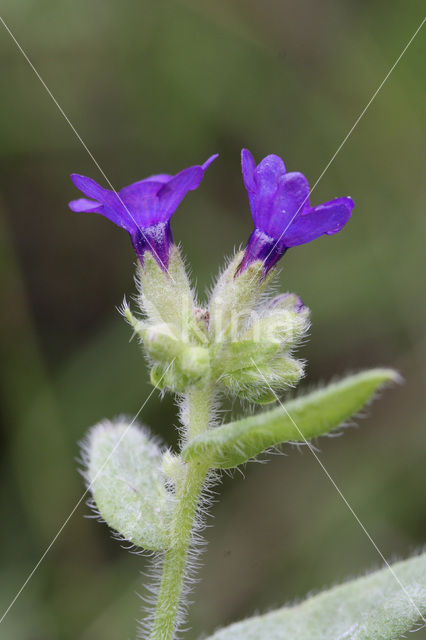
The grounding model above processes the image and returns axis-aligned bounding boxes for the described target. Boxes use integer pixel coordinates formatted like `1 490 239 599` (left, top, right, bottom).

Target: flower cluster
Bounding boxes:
69 150 354 401
69 149 353 274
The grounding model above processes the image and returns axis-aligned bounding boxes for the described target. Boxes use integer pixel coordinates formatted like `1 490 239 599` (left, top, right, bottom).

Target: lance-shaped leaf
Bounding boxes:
204 552 426 639
183 368 398 468
83 420 174 550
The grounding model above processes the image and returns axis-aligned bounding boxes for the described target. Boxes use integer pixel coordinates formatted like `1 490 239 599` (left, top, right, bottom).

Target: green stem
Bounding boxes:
186 384 213 440
149 385 212 640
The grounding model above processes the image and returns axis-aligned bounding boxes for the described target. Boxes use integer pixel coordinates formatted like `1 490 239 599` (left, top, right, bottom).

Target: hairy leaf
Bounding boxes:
205 552 426 639
183 369 398 468
84 420 174 550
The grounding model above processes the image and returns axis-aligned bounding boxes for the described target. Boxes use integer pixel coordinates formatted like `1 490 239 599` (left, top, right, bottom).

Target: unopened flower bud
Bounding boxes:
142 323 183 362
245 303 309 348
208 252 269 341
222 355 304 404
179 346 210 381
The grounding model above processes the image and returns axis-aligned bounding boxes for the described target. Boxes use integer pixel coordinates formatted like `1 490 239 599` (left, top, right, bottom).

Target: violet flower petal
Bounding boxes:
158 166 204 219
283 197 354 247
252 154 286 226
144 173 172 183
241 148 257 192
258 171 311 238
70 173 134 230
119 181 164 226
69 197 103 213
202 154 219 170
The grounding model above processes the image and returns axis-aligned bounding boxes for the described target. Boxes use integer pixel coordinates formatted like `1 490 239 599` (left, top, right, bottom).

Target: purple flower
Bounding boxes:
238 149 354 274
69 154 218 269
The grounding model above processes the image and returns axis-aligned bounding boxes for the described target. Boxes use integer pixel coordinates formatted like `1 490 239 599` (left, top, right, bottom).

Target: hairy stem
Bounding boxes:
149 385 212 640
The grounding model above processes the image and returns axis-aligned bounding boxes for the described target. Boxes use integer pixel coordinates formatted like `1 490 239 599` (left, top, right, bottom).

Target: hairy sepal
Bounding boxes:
208 252 270 341
84 420 174 550
243 306 310 348
183 368 399 468
204 552 426 639
208 255 309 402
142 323 210 388
220 355 304 404
150 347 210 392
137 247 199 338
212 339 280 375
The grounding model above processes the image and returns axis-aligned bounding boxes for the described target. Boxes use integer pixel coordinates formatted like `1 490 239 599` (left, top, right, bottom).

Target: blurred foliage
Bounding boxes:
0 1 425 638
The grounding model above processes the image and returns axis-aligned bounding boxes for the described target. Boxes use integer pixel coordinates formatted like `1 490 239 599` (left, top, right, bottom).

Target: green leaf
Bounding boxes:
204 552 426 639
84 420 174 550
183 368 399 468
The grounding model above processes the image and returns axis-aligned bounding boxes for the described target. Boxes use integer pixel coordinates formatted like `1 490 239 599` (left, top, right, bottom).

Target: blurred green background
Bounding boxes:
1 1 425 638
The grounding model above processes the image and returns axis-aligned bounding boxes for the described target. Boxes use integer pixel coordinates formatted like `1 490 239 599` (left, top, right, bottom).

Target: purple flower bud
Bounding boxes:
269 293 306 314
238 149 354 274
69 154 218 270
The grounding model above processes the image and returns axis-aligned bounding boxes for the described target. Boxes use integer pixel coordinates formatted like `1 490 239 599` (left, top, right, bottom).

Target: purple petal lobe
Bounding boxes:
254 154 286 189
283 197 354 247
158 166 204 219
70 174 108 202
69 197 102 213
251 154 287 227
144 173 172 183
276 172 310 215
70 173 134 231
258 171 311 238
202 153 219 171
241 148 256 192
